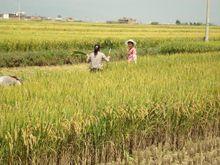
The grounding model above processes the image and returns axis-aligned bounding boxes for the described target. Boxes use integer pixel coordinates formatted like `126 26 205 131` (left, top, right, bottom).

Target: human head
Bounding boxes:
126 39 136 49
127 41 134 49
94 44 100 55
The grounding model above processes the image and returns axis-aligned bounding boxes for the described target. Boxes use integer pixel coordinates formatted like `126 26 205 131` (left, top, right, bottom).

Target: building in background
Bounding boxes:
107 17 137 24
0 12 26 20
118 17 137 24
66 17 74 22
3 13 10 19
0 12 75 22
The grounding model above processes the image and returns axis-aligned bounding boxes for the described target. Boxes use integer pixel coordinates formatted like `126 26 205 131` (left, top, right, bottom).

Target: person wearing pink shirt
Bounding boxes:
126 39 137 63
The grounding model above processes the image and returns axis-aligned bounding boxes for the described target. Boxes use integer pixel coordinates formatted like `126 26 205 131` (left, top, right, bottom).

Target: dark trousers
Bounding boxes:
90 68 102 72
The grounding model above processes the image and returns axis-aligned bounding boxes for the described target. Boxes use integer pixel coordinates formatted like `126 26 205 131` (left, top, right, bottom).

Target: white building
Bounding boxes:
3 14 9 19
15 11 26 17
1 12 26 20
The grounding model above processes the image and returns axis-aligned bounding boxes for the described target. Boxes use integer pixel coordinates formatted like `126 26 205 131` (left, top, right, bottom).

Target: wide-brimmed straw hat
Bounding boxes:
125 39 137 46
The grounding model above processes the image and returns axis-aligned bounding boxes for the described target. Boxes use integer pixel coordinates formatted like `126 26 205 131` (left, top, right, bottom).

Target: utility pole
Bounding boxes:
205 0 210 42
18 0 21 21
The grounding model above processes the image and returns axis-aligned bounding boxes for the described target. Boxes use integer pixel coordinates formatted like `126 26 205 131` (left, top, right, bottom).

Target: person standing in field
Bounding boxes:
126 39 137 63
87 44 110 71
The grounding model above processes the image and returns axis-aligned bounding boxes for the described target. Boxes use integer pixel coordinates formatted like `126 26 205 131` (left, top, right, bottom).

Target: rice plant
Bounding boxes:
0 52 219 164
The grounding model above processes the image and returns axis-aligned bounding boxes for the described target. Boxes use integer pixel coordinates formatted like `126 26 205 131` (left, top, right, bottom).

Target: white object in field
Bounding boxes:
0 76 22 86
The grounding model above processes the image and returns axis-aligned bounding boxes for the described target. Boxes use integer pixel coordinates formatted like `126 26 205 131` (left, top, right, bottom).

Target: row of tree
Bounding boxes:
150 20 214 26
175 20 205 26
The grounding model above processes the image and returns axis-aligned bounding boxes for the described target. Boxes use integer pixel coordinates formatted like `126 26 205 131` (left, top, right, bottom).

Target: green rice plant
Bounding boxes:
159 41 220 54
0 21 220 51
0 21 220 67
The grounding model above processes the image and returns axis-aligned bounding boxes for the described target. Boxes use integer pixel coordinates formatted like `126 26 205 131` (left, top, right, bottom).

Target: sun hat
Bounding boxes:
125 39 137 46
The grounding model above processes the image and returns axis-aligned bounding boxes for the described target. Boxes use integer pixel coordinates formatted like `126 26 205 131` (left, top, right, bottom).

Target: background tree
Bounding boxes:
176 20 181 25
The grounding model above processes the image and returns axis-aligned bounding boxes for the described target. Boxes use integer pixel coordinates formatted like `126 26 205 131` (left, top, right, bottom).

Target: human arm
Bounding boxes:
102 54 110 62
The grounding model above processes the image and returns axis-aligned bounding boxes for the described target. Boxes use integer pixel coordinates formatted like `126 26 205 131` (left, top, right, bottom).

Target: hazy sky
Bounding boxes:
0 0 219 24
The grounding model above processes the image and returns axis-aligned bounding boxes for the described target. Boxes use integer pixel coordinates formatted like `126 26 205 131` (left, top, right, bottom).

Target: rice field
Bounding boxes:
0 51 220 164
1 21 220 40
1 21 220 68
0 20 220 164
